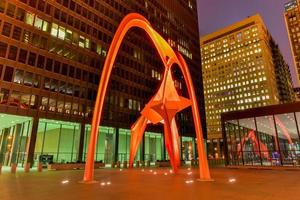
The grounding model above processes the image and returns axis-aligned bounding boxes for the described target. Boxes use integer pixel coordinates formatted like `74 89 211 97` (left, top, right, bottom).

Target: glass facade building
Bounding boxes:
222 102 300 167
0 0 202 168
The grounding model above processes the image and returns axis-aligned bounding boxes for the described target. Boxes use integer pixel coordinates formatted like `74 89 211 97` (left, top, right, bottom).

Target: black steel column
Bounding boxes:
25 117 39 167
254 117 263 166
0 128 10 165
77 122 85 162
272 115 283 165
114 128 119 162
9 124 22 165
221 118 229 166
237 120 245 165
293 112 300 145
141 134 145 161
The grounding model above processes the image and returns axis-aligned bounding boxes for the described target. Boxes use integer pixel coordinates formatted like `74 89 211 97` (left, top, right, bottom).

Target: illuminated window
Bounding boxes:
34 16 43 29
51 23 58 37
58 26 66 40
25 13 34 25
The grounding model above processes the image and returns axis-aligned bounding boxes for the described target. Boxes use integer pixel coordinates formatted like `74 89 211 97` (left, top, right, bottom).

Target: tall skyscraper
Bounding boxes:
0 0 204 167
200 14 294 158
284 0 300 86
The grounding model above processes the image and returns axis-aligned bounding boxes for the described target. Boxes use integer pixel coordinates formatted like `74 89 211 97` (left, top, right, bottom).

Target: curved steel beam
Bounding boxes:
83 13 211 182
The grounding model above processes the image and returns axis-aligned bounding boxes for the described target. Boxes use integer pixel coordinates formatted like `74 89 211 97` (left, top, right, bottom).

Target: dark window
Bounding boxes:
69 66 75 77
74 85 80 97
37 55 45 68
61 11 67 23
6 3 16 17
54 8 60 19
70 1 75 10
45 4 51 14
29 0 37 8
8 45 17 60
37 0 45 12
82 70 88 81
0 42 8 57
3 66 14 82
62 63 68 75
75 68 81 80
12 26 22 40
89 72 94 83
63 0 69 7
40 37 47 49
28 52 36 66
0 0 5 13
2 22 12 37
18 49 27 63
16 8 26 21
0 65 3 79
54 61 60 73
67 15 73 26
46 58 53 71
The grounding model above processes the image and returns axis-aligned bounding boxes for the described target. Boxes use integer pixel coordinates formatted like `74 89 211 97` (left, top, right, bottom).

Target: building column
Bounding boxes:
180 136 183 160
162 135 166 160
140 134 145 161
216 139 221 159
25 117 39 167
9 124 22 165
0 128 10 165
77 122 86 162
114 128 119 162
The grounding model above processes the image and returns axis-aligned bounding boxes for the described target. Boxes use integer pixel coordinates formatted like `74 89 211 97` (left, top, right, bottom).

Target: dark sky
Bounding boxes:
197 0 297 86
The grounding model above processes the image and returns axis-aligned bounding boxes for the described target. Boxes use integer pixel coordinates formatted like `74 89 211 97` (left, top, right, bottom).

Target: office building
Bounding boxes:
0 0 204 167
284 0 300 86
201 14 294 158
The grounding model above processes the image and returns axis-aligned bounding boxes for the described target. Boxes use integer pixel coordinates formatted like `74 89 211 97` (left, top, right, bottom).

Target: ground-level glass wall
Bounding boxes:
0 114 32 167
224 112 300 166
34 119 80 165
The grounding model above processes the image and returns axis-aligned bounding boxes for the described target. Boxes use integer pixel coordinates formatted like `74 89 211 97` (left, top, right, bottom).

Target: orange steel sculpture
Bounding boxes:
83 13 211 183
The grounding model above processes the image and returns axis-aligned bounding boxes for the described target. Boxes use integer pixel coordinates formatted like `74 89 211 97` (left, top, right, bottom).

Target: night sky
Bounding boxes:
197 0 298 86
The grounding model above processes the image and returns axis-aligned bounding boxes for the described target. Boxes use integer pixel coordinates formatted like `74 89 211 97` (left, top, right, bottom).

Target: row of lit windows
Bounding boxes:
202 44 262 61
24 11 108 57
202 47 262 65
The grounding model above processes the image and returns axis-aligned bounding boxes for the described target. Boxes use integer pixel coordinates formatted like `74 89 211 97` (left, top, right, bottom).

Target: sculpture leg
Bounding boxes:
170 118 181 168
129 116 148 168
163 119 178 173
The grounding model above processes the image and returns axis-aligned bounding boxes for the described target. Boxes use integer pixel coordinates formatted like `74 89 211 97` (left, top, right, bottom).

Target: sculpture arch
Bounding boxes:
83 13 211 182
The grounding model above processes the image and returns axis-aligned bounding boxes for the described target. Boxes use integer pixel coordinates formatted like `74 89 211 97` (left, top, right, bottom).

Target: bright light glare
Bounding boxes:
169 170 173 173
106 182 111 185
100 182 106 186
61 180 69 184
153 172 157 175
164 173 168 176
188 168 191 170
185 180 194 184
228 178 236 183
187 172 192 175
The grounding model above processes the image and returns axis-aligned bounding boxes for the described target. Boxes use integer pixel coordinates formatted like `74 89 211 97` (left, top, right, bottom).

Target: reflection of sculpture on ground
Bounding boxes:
82 13 211 183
